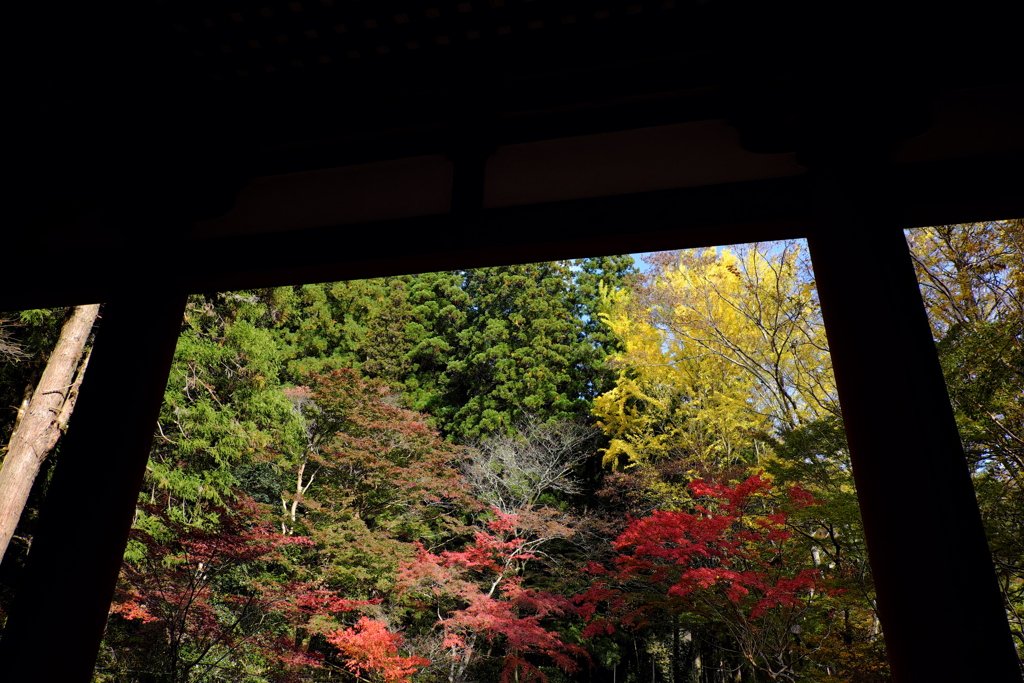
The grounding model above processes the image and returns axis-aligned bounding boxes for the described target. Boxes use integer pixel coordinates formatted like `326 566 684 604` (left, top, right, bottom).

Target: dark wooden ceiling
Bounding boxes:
6 1 1022 310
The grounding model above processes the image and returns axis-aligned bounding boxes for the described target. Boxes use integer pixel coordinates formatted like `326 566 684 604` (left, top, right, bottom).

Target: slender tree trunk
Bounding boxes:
673 613 680 683
0 303 100 561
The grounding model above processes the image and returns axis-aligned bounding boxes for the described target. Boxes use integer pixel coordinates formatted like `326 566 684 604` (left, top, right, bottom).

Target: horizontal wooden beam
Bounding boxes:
3 153 1021 312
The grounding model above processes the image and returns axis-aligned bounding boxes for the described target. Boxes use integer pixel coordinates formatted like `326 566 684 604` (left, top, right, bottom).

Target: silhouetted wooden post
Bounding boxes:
0 292 186 682
806 171 1020 682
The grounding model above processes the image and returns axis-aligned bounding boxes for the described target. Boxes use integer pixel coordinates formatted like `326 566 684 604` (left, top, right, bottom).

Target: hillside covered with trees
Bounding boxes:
0 222 1020 682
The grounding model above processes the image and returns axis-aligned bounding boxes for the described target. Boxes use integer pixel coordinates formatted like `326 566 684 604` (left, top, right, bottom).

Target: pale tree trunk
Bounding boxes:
0 303 100 561
280 459 316 535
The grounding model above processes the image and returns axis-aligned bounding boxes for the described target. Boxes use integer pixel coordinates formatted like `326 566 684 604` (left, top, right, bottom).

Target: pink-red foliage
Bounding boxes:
398 509 586 683
109 495 373 678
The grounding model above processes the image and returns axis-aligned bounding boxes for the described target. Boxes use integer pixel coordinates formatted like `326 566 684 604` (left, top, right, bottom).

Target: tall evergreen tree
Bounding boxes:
270 258 636 442
436 261 581 438
145 291 302 520
566 254 639 406
398 270 469 420
426 258 636 440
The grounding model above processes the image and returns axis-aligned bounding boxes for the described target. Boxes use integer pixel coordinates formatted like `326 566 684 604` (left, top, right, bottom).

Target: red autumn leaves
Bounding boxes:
398 511 585 683
578 475 824 637
328 617 430 683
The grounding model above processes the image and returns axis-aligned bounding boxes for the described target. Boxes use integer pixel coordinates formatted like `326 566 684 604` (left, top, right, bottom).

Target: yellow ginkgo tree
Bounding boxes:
593 241 836 476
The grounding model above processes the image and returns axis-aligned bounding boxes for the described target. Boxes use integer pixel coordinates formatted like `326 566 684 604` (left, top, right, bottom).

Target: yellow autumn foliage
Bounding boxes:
595 241 836 472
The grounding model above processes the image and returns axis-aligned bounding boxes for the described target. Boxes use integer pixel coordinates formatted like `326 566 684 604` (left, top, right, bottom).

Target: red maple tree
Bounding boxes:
577 474 830 681
328 616 431 683
398 509 586 683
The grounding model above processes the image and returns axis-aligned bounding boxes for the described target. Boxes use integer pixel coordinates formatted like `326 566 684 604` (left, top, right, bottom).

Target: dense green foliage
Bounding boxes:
269 256 634 442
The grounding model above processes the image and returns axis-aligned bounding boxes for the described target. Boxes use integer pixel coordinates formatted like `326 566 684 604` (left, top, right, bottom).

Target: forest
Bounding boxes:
0 220 1021 682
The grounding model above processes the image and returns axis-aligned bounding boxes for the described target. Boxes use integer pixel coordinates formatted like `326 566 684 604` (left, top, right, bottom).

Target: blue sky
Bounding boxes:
630 252 657 273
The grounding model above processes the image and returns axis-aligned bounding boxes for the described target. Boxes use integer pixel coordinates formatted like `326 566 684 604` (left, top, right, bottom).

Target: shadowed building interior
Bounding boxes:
3 1 1022 680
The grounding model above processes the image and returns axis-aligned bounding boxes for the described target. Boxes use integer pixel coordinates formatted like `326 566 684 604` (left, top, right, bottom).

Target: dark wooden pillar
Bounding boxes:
0 291 186 682
806 174 1020 681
